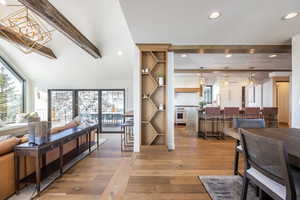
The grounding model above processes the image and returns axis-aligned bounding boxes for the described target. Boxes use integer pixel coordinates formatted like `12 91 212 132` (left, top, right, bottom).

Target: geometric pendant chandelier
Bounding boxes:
0 7 53 54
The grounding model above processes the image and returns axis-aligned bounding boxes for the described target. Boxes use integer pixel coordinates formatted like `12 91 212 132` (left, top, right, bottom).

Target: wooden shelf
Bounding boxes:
175 88 201 93
140 47 168 146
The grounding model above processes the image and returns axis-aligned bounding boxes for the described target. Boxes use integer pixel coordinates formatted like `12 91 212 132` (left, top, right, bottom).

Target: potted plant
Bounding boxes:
198 99 207 108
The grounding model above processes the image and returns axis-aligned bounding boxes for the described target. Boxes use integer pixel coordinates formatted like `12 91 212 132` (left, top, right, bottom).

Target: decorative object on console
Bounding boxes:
28 121 50 145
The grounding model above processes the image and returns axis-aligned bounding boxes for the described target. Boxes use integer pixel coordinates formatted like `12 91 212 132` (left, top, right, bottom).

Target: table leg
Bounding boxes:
35 152 41 194
42 154 47 177
97 128 100 149
59 144 63 176
121 133 123 152
88 131 91 153
14 153 19 194
76 137 80 154
234 140 240 175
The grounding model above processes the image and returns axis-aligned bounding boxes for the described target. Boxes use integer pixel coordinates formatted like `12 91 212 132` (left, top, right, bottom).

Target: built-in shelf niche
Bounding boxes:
139 45 168 146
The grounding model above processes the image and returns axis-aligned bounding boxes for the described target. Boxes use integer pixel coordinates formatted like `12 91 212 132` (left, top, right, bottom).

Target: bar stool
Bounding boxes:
223 107 240 129
244 107 261 119
199 107 222 139
120 120 133 152
262 107 278 128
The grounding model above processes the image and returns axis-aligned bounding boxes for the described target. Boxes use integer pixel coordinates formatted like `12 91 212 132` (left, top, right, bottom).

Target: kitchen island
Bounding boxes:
175 105 200 135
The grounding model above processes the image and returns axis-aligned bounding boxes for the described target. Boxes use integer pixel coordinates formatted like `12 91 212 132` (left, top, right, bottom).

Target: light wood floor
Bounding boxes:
37 127 238 200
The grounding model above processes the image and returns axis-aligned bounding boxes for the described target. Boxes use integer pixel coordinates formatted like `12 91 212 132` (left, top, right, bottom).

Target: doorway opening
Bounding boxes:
275 81 290 127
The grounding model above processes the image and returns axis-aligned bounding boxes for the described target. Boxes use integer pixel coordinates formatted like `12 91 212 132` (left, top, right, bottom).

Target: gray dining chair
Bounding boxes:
240 129 300 200
233 118 265 175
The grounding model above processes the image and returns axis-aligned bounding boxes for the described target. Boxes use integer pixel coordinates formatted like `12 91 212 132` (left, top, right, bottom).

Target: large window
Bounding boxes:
48 89 125 133
204 85 213 104
49 90 73 127
101 90 125 132
78 91 99 124
0 57 25 122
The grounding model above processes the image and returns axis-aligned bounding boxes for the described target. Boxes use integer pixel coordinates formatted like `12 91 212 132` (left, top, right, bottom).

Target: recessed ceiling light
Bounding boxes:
269 54 277 58
117 50 123 56
209 12 221 19
181 54 187 58
282 12 299 20
225 54 232 58
249 49 255 54
0 0 7 5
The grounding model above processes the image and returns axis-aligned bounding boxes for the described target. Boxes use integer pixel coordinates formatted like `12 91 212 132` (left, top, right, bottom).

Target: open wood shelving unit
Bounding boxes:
139 46 168 146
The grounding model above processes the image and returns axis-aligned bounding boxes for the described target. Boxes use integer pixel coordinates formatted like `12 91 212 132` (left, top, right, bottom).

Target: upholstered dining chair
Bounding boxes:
240 130 300 200
232 118 265 175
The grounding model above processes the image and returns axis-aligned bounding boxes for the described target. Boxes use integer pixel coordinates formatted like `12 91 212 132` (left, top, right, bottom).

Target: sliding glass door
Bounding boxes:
101 90 125 132
49 90 74 127
78 91 99 124
48 89 125 133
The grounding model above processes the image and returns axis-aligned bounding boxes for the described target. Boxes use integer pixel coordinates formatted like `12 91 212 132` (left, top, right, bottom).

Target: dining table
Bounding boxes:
224 128 300 168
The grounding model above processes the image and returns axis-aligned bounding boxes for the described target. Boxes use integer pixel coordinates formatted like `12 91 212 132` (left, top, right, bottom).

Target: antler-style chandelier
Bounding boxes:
0 7 53 54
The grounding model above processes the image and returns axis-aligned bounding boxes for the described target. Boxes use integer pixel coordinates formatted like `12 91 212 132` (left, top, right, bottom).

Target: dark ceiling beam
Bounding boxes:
170 45 291 54
175 69 292 73
18 0 101 59
0 25 56 59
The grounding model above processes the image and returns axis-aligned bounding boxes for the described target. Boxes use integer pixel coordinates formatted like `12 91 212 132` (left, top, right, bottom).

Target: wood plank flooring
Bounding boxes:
37 127 239 200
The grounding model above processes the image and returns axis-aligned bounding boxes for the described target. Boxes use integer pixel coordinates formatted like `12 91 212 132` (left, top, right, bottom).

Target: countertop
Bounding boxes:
175 105 200 108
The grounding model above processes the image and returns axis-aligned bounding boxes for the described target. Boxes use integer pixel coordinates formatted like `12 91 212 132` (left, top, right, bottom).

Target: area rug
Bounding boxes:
198 176 258 200
9 138 107 200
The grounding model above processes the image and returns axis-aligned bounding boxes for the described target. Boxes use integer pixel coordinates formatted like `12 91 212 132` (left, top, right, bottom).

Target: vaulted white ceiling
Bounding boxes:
0 0 135 89
120 0 300 44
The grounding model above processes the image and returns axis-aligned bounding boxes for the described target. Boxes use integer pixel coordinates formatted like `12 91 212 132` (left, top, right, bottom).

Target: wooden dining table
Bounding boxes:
224 128 300 168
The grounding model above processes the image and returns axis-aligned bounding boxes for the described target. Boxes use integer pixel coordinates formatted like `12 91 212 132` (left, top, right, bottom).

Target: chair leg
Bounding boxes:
241 175 249 200
234 141 240 175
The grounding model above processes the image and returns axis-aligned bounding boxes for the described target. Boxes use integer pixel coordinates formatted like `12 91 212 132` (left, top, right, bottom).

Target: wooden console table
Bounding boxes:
14 124 99 195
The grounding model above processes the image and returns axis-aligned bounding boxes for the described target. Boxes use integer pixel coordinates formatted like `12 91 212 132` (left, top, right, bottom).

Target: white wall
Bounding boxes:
174 74 209 106
292 34 300 128
262 79 273 107
219 82 243 108
132 46 141 152
246 84 263 107
167 52 175 150
175 93 201 106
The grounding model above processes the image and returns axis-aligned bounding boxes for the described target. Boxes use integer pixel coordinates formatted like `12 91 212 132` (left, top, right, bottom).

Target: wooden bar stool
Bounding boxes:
244 107 261 119
120 120 133 152
199 107 222 139
262 107 278 128
223 107 240 129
